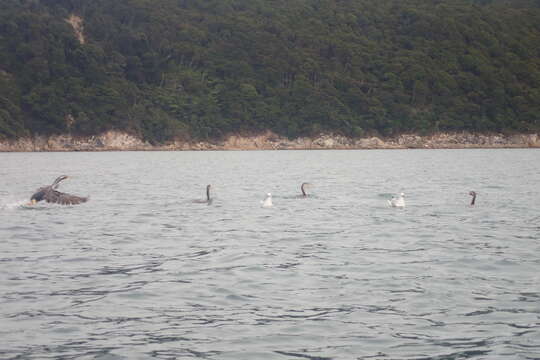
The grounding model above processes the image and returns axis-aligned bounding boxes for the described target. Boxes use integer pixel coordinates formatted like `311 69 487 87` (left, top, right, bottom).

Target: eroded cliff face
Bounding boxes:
66 14 85 44
0 131 538 152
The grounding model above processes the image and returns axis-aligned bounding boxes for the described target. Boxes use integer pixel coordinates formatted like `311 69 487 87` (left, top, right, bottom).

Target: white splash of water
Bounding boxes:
1 199 30 210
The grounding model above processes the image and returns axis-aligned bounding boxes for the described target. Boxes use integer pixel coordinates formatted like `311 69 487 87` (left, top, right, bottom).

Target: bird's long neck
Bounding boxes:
470 194 476 206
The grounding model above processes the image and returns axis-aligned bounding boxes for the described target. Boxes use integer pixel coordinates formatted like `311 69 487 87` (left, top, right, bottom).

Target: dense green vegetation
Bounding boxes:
1 0 539 142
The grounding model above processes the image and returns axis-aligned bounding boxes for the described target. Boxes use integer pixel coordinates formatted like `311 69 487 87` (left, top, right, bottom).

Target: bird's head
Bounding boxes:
29 190 45 205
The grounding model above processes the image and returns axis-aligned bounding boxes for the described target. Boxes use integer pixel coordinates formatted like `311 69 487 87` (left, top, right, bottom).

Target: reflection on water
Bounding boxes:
1 149 539 359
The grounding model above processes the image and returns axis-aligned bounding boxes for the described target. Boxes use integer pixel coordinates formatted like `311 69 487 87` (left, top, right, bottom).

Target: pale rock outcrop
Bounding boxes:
357 137 387 148
1 131 539 152
66 15 85 44
0 131 149 152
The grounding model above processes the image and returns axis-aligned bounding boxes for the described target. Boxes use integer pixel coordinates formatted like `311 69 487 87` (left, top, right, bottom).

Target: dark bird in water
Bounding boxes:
469 191 477 206
30 175 88 205
193 184 212 204
301 182 310 197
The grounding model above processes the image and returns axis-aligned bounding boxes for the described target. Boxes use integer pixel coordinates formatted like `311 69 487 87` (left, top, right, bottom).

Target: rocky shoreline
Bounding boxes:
0 131 538 152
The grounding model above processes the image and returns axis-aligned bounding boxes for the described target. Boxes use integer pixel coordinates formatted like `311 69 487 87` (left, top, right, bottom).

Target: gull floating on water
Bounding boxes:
388 192 405 208
261 193 273 207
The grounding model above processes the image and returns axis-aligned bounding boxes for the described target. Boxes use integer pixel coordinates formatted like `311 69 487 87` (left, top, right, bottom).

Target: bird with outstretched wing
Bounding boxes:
30 175 88 205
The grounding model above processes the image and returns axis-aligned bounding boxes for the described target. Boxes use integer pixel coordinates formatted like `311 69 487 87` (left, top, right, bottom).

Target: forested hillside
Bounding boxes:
1 0 540 142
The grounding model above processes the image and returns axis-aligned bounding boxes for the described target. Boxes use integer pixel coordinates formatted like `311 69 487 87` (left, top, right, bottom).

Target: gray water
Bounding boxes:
0 149 539 359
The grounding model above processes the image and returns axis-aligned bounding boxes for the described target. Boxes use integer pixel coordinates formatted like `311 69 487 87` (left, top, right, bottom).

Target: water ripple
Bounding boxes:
1 149 539 359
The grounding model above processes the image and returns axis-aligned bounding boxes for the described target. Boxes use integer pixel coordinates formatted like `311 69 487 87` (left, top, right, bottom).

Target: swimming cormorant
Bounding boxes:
301 182 309 197
469 191 477 206
193 184 212 204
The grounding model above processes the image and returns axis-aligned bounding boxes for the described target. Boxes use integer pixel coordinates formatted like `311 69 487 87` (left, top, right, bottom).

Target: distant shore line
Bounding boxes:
0 131 539 152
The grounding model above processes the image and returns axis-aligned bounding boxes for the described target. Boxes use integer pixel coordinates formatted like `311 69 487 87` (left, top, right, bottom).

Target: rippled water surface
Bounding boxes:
1 149 539 359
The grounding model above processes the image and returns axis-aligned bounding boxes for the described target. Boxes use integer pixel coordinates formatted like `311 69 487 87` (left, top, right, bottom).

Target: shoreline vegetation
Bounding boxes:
2 1 540 144
1 131 538 152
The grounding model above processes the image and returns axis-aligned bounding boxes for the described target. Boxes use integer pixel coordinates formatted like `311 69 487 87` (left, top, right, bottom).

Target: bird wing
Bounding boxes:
44 189 88 205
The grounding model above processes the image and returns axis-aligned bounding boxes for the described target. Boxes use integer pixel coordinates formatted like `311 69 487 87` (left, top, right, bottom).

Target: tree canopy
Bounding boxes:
1 0 539 142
